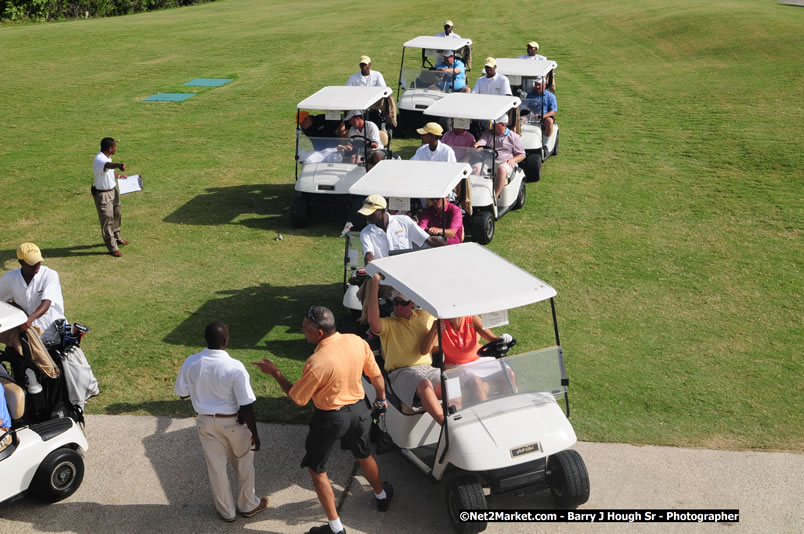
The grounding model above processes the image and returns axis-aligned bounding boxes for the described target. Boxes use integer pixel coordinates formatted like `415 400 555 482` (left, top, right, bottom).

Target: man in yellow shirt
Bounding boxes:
253 306 392 534
367 273 445 425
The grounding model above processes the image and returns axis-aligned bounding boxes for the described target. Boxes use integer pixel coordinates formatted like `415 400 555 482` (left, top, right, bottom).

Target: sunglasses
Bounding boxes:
393 298 411 307
306 306 320 328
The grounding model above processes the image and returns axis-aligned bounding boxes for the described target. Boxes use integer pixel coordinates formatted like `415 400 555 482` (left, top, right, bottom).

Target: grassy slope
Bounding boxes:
0 0 801 448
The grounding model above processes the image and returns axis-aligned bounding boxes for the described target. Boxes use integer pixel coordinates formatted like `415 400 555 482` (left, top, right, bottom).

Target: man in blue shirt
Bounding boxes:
434 50 467 92
526 76 557 137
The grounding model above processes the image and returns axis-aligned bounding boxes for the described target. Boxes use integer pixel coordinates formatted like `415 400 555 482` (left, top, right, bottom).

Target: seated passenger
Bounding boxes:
367 274 445 425
433 50 468 92
417 197 463 245
525 76 557 138
298 111 340 139
421 315 511 402
474 114 525 198
358 195 445 264
442 125 476 150
342 110 386 168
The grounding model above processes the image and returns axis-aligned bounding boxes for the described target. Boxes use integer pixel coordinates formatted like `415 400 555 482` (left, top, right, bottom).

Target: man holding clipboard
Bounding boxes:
92 137 135 257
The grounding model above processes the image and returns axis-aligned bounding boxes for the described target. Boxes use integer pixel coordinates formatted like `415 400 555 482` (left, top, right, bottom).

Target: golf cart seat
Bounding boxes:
1 376 24 421
379 130 389 148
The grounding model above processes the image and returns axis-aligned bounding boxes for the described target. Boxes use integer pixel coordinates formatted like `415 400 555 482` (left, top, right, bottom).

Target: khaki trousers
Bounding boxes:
93 189 122 251
196 414 260 519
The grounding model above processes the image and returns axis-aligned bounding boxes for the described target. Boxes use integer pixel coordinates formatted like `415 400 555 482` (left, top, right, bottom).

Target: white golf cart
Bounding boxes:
423 93 528 244
495 58 559 182
291 86 394 228
396 36 473 136
340 159 473 317
362 243 589 532
1 302 89 504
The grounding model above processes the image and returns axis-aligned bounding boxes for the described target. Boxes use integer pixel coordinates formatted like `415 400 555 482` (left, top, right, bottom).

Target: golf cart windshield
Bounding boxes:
399 68 457 94
443 346 568 414
450 145 494 177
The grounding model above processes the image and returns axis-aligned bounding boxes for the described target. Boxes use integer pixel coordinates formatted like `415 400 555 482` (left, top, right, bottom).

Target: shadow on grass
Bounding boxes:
162 281 344 361
162 183 365 235
0 244 108 264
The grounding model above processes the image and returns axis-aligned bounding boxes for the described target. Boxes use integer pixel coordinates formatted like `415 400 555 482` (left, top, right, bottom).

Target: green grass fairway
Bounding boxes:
1 0 801 450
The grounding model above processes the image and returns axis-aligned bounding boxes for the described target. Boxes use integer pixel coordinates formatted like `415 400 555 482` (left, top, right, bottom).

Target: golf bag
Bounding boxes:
0 319 98 426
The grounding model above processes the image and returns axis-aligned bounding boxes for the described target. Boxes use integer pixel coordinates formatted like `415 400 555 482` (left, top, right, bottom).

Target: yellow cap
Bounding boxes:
17 243 43 266
359 55 371 65
444 20 454 27
484 57 497 67
358 195 387 216
527 41 539 50
416 122 444 136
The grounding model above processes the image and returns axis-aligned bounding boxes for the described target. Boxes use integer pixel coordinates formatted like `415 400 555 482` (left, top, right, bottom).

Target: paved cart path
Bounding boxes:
0 415 801 533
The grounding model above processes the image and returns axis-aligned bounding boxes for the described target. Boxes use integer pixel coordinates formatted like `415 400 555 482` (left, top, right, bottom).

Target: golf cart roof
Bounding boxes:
297 86 393 112
349 160 471 199
364 242 556 318
0 301 27 334
495 58 558 78
423 93 522 121
403 36 473 51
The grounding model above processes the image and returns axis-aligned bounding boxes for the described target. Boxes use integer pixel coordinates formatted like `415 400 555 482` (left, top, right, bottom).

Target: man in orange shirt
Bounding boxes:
253 306 392 534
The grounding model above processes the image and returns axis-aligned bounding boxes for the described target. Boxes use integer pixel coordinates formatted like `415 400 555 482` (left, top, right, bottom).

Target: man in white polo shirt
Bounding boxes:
411 122 456 163
0 243 66 344
346 55 387 87
518 41 547 61
358 195 445 264
92 137 130 257
472 57 513 96
174 321 269 523
435 19 461 38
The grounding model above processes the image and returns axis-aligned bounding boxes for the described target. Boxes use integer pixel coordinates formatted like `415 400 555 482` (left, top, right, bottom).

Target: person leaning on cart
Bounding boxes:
252 306 393 534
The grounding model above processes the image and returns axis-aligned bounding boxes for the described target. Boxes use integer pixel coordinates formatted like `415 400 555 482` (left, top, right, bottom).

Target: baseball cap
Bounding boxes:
444 20 454 27
416 122 444 136
496 113 509 125
359 55 371 65
345 110 363 120
527 41 539 50
17 243 43 266
484 57 497 67
357 194 387 215
297 110 310 125
442 49 455 57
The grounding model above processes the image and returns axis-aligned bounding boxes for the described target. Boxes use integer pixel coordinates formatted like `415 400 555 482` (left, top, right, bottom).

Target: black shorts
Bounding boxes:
301 399 372 474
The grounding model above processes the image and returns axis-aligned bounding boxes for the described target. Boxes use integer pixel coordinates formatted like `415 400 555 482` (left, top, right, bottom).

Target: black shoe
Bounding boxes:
376 481 394 512
307 524 345 534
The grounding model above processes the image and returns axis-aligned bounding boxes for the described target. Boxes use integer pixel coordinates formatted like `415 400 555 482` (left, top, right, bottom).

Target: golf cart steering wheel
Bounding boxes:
477 145 498 160
477 335 517 359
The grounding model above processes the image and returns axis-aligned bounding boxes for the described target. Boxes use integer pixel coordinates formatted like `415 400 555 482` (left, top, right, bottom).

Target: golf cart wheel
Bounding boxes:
445 474 487 533
546 449 590 509
470 210 494 245
521 153 542 183
290 196 310 228
31 447 85 503
512 181 526 211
